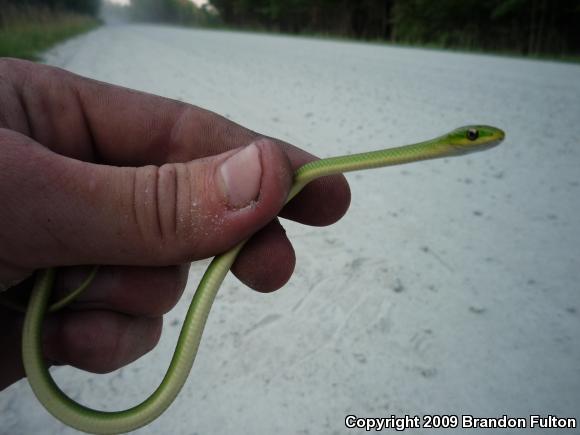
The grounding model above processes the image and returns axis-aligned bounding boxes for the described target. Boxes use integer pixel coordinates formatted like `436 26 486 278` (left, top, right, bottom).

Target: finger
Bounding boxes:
52 264 189 317
1 58 350 228
231 219 295 292
0 307 162 387
44 310 162 374
53 230 297 297
0 129 292 268
0 309 26 390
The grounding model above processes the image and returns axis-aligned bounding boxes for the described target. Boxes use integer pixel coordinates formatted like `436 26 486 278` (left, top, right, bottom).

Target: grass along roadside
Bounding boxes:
0 7 99 60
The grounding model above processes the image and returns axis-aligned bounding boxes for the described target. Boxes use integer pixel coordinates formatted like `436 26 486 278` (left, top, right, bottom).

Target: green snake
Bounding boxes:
14 125 504 434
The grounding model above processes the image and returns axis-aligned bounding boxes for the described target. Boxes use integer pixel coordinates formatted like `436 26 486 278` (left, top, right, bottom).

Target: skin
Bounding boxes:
0 58 350 391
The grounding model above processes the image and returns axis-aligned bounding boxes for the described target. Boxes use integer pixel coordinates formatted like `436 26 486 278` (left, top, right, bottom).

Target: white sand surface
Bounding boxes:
1 25 579 435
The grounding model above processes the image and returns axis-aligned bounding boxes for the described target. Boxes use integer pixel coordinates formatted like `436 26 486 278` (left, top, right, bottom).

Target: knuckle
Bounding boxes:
139 266 187 316
57 313 163 373
132 163 202 263
144 317 163 353
0 58 34 85
152 265 187 315
0 57 23 75
131 165 161 247
57 312 122 373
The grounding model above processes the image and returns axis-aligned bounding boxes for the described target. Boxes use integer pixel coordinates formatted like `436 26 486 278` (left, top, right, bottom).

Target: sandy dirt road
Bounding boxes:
1 24 579 435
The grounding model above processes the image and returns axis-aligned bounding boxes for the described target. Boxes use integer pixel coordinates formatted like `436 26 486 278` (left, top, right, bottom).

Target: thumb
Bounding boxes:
0 129 293 271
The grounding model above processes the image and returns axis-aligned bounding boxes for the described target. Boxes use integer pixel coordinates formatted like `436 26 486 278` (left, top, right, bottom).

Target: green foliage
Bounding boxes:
205 0 580 57
0 6 98 60
0 0 100 17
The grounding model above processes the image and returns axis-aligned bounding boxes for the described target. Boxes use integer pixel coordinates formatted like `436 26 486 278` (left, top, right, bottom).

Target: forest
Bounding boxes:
1 0 579 58
0 0 100 17
210 0 580 55
129 0 580 57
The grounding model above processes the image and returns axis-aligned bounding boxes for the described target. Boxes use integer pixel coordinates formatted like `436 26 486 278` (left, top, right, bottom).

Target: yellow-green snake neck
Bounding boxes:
18 125 504 434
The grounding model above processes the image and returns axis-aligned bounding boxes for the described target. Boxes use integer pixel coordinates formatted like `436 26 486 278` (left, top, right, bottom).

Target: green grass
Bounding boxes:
0 9 100 60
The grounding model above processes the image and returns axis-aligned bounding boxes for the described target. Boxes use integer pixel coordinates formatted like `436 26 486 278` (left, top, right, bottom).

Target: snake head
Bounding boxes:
448 125 505 154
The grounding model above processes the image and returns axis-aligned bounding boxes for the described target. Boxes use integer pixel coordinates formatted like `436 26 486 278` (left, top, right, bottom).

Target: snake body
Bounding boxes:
20 125 505 434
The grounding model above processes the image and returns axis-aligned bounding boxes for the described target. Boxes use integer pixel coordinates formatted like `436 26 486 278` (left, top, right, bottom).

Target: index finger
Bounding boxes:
1 59 350 226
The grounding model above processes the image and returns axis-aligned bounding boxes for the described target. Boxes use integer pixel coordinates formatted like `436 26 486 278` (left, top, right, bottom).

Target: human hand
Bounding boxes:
0 59 350 390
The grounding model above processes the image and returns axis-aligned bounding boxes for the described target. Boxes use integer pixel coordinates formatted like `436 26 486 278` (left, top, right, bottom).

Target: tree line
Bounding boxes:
0 0 100 18
206 0 580 57
3 0 577 57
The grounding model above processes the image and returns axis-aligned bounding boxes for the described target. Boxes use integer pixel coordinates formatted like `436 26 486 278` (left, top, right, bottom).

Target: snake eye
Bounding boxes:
467 128 479 141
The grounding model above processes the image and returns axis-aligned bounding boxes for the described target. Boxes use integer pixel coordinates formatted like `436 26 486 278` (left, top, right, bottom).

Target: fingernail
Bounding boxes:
219 143 262 208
